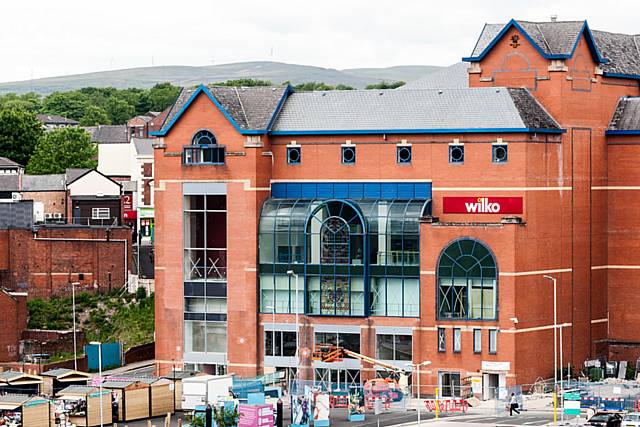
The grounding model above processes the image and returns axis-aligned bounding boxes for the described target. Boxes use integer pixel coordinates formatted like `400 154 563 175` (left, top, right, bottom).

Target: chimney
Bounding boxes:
550 14 558 22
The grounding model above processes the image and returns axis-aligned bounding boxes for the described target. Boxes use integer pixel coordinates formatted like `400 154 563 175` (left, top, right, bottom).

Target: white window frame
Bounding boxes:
489 329 498 354
92 207 110 219
473 329 482 354
453 328 462 353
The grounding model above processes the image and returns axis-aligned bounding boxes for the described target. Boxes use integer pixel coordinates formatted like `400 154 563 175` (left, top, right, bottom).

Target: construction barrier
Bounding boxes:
424 399 468 413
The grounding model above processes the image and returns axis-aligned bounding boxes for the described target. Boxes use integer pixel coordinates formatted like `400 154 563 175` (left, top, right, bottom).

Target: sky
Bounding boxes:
1 0 638 83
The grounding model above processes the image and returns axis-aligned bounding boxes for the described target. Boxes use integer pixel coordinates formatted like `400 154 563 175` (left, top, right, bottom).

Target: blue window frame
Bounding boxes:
492 144 508 163
437 238 497 320
342 146 356 164
287 147 301 164
258 198 428 317
449 144 464 164
183 130 225 165
396 145 412 164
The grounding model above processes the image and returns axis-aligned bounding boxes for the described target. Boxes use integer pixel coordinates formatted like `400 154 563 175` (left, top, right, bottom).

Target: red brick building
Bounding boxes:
152 19 640 398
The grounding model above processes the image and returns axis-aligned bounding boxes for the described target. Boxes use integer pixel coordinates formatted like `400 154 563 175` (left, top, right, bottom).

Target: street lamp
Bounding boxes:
90 341 104 427
286 270 300 379
406 360 431 427
265 305 277 386
542 275 558 388
71 282 79 371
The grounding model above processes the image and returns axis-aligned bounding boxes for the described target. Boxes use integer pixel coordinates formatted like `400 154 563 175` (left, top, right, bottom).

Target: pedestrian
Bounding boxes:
509 393 520 416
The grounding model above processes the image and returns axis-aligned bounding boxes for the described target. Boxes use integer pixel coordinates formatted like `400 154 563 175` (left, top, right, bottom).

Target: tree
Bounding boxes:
79 105 111 126
213 405 240 427
0 108 44 166
294 82 336 91
140 82 181 112
27 127 97 174
106 97 135 124
213 79 274 87
42 91 89 120
365 81 406 89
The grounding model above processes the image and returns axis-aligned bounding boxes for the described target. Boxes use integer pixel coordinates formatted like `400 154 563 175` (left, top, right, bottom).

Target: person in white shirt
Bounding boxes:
509 393 520 416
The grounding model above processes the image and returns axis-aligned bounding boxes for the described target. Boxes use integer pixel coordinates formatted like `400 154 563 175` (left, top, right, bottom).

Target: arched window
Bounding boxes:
192 130 217 145
184 130 225 164
306 200 366 316
437 238 497 320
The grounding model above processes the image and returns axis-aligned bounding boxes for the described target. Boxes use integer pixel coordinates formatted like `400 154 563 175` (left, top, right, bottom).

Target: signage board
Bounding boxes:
481 361 510 372
443 197 523 214
239 404 274 427
564 399 581 415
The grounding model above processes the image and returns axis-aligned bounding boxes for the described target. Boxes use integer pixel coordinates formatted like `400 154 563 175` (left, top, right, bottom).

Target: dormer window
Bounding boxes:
183 130 225 165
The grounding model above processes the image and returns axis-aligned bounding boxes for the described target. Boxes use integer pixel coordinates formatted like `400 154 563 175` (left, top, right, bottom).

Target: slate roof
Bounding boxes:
399 62 470 90
41 368 74 377
467 20 640 77
0 371 23 381
36 114 79 126
271 87 561 133
22 174 66 191
65 168 91 184
0 175 19 192
0 156 23 169
608 97 640 131
157 85 289 134
133 138 154 156
57 385 96 395
87 124 128 144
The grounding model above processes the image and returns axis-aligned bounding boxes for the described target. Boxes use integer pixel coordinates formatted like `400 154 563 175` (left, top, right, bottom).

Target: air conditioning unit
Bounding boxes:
44 213 53 219
11 192 22 201
53 213 62 219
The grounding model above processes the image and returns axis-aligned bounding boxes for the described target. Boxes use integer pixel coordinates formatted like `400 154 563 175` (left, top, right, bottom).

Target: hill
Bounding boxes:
0 61 443 94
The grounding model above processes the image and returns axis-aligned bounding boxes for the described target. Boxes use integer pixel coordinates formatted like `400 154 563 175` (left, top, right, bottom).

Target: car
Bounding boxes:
622 412 640 427
587 413 623 427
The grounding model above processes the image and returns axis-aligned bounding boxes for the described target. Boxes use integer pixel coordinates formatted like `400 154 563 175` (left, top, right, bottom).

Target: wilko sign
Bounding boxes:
443 197 523 214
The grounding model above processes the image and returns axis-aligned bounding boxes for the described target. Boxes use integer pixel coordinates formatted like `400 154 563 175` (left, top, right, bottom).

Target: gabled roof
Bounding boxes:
65 168 122 188
87 124 128 144
607 97 640 134
464 19 640 79
399 62 470 90
152 84 290 136
271 87 562 135
0 156 23 169
133 138 154 156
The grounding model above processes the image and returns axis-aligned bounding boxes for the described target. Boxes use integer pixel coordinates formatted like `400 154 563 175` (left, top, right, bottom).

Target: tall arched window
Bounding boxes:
306 200 366 316
437 238 497 320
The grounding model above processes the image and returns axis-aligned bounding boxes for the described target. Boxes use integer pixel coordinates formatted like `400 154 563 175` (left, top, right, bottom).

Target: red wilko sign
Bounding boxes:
443 197 523 214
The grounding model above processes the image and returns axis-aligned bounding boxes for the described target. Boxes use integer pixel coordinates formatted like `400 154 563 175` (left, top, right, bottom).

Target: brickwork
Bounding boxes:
0 291 26 362
153 19 640 391
0 227 132 298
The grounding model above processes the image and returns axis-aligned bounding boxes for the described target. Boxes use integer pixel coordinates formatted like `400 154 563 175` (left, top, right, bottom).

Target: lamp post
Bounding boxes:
286 270 299 381
543 275 558 387
265 305 277 386
406 361 431 427
90 341 104 427
71 282 79 371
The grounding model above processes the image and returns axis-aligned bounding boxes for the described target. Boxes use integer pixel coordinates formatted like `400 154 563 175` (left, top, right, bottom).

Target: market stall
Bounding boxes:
146 378 175 417
41 369 92 396
0 394 52 427
55 385 111 427
101 379 149 422
0 371 44 395
162 370 197 411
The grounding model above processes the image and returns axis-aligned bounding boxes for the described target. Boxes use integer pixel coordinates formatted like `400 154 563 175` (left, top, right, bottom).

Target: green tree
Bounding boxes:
106 97 135 124
213 78 273 87
0 108 44 166
294 81 336 91
335 84 355 90
27 127 97 174
79 105 111 126
365 80 405 89
140 82 181 112
213 406 240 427
42 91 89 120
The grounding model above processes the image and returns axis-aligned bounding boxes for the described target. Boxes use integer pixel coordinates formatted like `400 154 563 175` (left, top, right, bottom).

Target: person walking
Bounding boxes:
509 393 520 416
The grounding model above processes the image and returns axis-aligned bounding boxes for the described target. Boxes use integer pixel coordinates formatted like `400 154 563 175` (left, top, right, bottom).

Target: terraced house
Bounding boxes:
151 18 640 398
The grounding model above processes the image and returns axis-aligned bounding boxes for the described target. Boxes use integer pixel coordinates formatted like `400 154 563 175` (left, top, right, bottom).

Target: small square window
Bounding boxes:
449 145 464 164
473 329 482 354
453 328 461 353
489 329 498 354
287 147 301 164
342 146 356 164
437 328 446 352
92 207 110 219
397 145 412 164
492 144 508 163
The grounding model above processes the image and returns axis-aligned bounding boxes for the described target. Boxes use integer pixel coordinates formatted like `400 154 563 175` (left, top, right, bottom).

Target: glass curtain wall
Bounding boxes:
259 199 426 318
184 194 228 354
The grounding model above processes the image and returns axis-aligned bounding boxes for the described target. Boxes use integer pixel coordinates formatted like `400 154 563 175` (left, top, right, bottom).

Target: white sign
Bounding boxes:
481 361 511 371
471 377 482 394
613 386 622 395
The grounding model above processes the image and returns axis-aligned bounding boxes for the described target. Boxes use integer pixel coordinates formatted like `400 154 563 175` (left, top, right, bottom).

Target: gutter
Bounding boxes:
32 231 129 290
